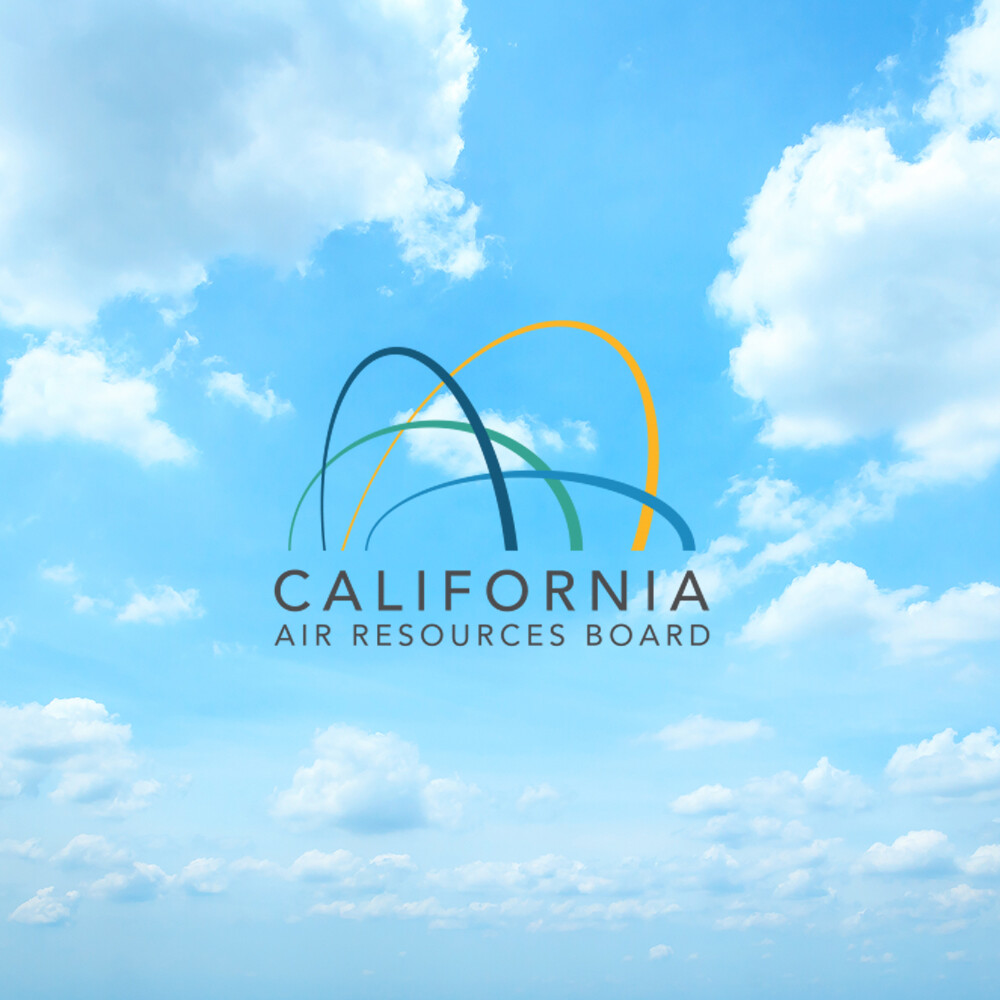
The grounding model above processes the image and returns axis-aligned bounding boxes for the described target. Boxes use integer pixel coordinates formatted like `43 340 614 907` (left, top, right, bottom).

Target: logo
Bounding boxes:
287 321 695 554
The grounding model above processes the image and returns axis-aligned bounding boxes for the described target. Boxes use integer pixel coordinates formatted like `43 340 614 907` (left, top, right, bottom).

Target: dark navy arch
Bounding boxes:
320 347 518 550
364 470 696 552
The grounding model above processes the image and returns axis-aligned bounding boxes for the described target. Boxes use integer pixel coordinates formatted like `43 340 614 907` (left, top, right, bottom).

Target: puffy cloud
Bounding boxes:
286 849 361 882
117 586 204 625
676 759 871 818
671 784 735 816
923 0 1000 131
860 830 952 874
206 371 293 420
428 855 612 895
734 477 817 534
234 849 416 888
773 868 830 900
273 724 475 832
0 838 44 859
648 944 673 959
178 858 226 895
740 561 1000 659
72 595 114 615
654 715 771 750
0 337 191 464
516 783 560 811
712 0 1000 485
932 884 995 911
798 757 874 811
886 728 1000 797
960 844 1000 876
0 697 156 812
90 862 172 902
564 419 597 452
0 0 484 330
8 886 78 925
51 834 130 869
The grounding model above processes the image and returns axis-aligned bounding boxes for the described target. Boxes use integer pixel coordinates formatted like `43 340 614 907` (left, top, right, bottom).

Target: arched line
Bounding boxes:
364 471 696 552
321 348 517 550
290 420 582 551
339 322 660 551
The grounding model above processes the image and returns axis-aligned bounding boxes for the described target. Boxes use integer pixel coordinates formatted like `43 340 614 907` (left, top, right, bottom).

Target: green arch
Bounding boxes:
289 420 583 551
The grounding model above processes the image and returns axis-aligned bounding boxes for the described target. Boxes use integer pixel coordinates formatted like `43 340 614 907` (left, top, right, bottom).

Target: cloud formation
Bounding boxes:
274 724 475 832
206 371 293 420
8 887 78 925
116 586 204 625
713 0 1000 486
0 698 157 813
654 715 771 750
0 0 484 329
740 561 1000 659
0 337 192 465
886 728 1000 797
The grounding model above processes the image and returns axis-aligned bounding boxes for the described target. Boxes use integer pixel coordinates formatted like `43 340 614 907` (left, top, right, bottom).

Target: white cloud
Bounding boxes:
91 862 172 902
149 332 198 375
52 834 130 870
0 697 155 812
517 783 560 811
734 476 817 534
0 838 44 859
932 884 994 911
0 0 484 330
72 595 113 615
287 849 362 882
564 419 597 452
235 849 416 888
8 886 78 925
308 893 678 929
517 781 562 812
273 724 475 832
715 911 786 930
773 868 831 900
678 759 871 818
206 371 293 420
117 586 204 625
886 728 1000 797
392 394 575 476
648 944 673 959
671 784 735 815
961 844 1000 876
712 0 1000 486
0 336 191 464
428 855 612 895
40 562 78 585
0 616 14 647
178 858 226 895
740 561 1000 659
654 715 771 750
860 830 952 874
799 757 874 811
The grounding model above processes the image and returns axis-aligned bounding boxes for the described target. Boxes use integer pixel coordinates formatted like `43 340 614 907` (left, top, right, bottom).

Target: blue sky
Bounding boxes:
2 0 1000 996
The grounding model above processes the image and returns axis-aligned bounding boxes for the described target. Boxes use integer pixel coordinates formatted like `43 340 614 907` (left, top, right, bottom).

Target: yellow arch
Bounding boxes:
339 320 660 551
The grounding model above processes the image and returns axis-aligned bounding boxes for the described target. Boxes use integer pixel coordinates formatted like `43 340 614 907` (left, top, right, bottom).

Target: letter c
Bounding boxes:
275 569 310 611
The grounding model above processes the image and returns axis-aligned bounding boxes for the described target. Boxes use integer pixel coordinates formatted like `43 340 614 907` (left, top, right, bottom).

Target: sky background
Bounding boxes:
2 0 1000 996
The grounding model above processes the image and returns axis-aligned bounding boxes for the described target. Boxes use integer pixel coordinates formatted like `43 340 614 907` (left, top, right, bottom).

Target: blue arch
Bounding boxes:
320 347 518 550
364 470 696 552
